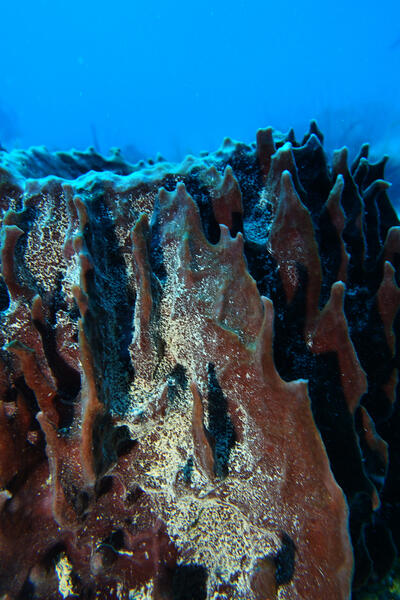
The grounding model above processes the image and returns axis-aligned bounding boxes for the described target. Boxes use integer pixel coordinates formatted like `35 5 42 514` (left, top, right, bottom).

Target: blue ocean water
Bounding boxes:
1 0 399 202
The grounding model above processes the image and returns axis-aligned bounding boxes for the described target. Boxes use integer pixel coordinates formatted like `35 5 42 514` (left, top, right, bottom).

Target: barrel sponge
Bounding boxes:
0 123 399 599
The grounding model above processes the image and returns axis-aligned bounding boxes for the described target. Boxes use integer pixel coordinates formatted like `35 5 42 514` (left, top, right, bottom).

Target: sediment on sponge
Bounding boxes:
0 122 399 599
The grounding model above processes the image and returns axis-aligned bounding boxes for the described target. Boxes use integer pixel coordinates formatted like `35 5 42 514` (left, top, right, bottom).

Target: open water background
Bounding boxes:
1 0 400 206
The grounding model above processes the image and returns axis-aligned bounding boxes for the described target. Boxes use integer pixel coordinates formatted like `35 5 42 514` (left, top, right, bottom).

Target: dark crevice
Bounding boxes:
226 149 263 219
275 532 296 586
172 564 208 600
32 314 81 431
352 524 374 589
183 174 221 244
168 363 188 408
81 192 135 416
40 543 67 571
365 518 397 581
95 475 113 498
98 529 124 568
206 363 236 478
0 275 10 311
376 189 400 243
243 241 280 299
16 579 35 600
292 135 331 216
101 529 124 551
230 211 244 237
317 204 345 307
182 456 194 483
169 364 188 390
126 484 144 504
355 408 387 493
345 297 394 425
13 376 41 415
363 190 382 270
92 414 137 477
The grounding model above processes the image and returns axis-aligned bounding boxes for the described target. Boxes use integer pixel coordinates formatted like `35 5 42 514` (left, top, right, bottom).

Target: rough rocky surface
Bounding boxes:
0 122 399 599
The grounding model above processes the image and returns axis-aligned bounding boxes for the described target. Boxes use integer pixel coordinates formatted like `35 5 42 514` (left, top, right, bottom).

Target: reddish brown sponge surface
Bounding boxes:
0 123 399 599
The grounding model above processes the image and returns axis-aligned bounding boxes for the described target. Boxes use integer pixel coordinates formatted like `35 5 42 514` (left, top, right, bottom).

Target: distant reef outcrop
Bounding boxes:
0 123 399 599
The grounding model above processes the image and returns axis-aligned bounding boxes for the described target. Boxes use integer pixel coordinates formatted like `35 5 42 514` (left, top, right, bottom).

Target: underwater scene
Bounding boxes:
1 1 400 598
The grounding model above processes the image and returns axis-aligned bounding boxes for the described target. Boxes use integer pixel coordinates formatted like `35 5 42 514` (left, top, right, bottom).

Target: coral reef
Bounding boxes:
0 122 399 599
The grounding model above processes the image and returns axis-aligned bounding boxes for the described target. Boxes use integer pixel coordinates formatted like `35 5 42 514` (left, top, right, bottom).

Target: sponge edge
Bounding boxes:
0 122 399 599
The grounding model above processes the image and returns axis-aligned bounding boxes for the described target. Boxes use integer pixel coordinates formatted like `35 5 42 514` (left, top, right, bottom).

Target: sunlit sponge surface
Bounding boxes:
0 122 399 599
